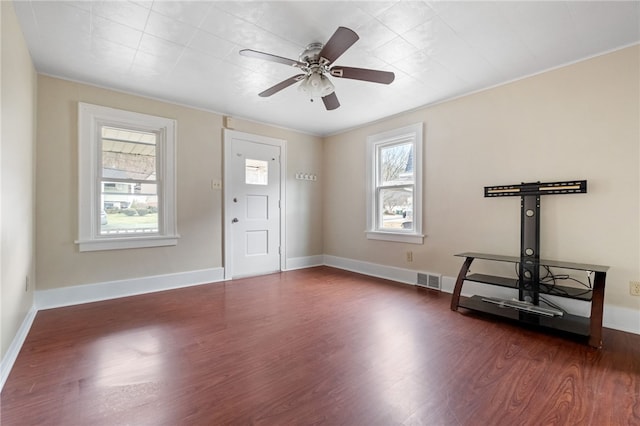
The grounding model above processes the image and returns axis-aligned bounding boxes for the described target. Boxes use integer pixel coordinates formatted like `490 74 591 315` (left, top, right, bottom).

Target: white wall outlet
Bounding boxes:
211 180 222 190
406 251 413 262
630 281 640 296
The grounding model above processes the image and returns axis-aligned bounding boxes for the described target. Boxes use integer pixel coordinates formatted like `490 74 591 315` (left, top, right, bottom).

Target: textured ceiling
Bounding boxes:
13 1 640 136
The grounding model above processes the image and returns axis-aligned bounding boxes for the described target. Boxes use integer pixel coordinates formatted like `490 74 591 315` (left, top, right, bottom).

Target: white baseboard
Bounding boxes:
285 255 325 271
324 255 417 285
36 267 225 310
602 305 640 335
325 255 640 336
1 304 37 391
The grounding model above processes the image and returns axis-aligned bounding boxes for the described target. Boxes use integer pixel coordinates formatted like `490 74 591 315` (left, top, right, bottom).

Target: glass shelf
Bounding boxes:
455 252 609 273
464 273 593 301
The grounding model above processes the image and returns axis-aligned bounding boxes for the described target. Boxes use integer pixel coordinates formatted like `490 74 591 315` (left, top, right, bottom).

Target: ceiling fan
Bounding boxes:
239 27 395 110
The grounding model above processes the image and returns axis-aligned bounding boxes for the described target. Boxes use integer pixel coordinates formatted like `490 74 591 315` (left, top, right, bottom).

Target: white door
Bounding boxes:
224 130 284 279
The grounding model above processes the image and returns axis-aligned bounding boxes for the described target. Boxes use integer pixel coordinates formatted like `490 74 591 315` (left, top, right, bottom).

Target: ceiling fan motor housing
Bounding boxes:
299 42 324 65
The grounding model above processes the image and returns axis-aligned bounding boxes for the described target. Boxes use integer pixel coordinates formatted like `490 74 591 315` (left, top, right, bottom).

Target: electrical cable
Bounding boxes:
539 296 567 314
514 263 593 298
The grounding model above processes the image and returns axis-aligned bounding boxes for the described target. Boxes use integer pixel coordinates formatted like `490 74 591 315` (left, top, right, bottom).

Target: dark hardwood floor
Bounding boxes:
1 266 639 425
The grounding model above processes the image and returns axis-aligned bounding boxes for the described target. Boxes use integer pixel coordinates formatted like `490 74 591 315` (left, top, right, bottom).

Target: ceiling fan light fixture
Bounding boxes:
241 27 393 110
298 72 335 98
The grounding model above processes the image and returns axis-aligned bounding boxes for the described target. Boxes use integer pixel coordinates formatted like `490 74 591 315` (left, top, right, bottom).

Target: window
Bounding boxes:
245 159 268 185
77 103 178 251
366 123 423 244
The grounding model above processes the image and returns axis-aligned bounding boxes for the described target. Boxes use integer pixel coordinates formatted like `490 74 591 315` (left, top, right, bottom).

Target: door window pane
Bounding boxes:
246 159 268 185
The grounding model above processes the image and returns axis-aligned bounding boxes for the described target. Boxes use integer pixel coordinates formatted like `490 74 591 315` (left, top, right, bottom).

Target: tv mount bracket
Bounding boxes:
484 180 587 305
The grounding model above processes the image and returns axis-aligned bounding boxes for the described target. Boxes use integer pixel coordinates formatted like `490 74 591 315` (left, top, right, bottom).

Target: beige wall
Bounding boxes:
35 77 323 291
324 45 640 311
1 1 37 360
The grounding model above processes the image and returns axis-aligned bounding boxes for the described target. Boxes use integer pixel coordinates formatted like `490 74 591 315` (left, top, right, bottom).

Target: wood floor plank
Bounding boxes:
1 266 639 425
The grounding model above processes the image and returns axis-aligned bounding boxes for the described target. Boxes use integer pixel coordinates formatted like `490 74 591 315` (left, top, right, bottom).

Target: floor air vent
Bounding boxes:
417 273 441 290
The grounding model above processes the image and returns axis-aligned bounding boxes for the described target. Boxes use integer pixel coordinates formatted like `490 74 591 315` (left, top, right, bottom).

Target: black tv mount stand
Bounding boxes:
451 180 609 348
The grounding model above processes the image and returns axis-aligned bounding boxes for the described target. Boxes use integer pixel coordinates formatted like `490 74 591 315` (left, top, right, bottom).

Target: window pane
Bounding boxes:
246 159 268 185
101 183 158 235
101 126 156 181
379 142 413 185
379 187 413 231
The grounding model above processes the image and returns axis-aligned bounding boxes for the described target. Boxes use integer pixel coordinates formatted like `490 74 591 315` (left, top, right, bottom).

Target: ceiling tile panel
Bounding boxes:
89 38 137 73
377 1 437 35
91 1 151 31
200 7 277 49
137 33 185 61
213 1 271 25
251 2 339 46
91 14 143 50
150 1 213 26
143 11 197 46
188 30 240 60
394 51 465 89
129 53 172 79
354 1 399 18
429 1 502 34
376 36 420 64
170 48 228 82
402 15 449 51
352 18 402 51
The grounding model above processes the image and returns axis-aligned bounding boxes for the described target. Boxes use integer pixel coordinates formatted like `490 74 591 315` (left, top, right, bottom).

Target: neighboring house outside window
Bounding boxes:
76 103 178 251
366 122 424 244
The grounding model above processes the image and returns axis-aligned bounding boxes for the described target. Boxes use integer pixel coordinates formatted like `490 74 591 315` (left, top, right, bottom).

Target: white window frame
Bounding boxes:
76 103 179 252
366 122 424 244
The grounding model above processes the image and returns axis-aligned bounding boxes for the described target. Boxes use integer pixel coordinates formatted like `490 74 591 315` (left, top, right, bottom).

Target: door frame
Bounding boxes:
223 129 287 280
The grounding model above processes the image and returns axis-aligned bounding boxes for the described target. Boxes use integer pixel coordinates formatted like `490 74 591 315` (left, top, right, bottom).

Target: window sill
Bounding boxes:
366 231 424 244
75 234 180 252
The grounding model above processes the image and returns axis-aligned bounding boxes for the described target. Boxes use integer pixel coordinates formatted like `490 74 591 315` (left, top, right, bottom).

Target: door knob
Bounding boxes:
232 218 239 223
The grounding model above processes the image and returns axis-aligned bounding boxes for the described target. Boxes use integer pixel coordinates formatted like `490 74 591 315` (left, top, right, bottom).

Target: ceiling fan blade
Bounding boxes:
240 49 306 68
318 27 359 65
330 66 395 84
322 92 340 110
258 74 305 97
